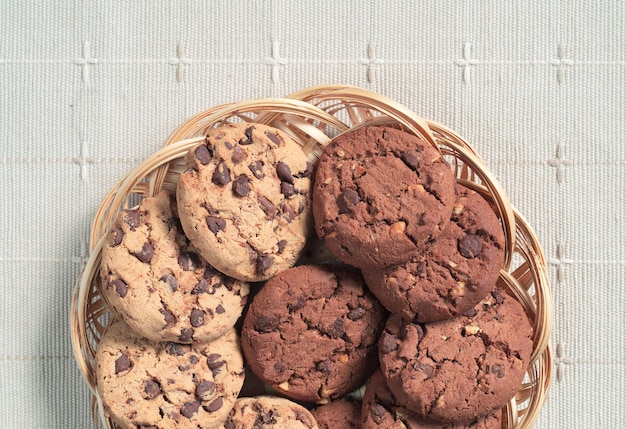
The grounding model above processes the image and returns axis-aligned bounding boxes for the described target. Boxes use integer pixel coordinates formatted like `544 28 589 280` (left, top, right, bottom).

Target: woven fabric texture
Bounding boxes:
1 1 624 427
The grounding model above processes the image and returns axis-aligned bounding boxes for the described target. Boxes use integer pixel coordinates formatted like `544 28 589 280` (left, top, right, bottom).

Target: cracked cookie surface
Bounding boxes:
222 396 318 429
378 288 533 424
361 370 502 429
100 191 249 343
177 123 314 281
241 264 387 403
310 398 361 429
362 184 505 322
95 319 245 429
312 126 456 269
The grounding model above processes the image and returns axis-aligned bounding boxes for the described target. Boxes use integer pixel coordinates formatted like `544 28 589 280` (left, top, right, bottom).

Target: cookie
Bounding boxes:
222 396 318 429
362 185 505 322
241 264 387 403
95 319 245 429
177 122 314 281
311 399 361 429
378 288 533 424
100 191 250 343
361 370 502 429
312 126 456 269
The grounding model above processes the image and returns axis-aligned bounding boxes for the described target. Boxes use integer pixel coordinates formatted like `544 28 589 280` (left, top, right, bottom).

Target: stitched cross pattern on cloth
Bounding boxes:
360 42 384 83
74 41 97 84
550 44 575 84
169 42 192 84
265 41 288 84
547 143 573 184
455 43 480 84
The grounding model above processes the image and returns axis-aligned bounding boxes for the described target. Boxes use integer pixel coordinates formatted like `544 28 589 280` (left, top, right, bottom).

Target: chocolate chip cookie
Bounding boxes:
177 123 314 281
312 126 456 269
362 184 505 322
100 191 250 343
241 264 387 403
95 319 245 429
311 399 361 429
378 288 533 424
362 370 502 429
222 396 318 429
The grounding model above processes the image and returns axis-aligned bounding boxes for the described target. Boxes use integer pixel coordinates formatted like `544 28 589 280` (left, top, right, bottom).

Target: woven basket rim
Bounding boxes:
71 85 552 429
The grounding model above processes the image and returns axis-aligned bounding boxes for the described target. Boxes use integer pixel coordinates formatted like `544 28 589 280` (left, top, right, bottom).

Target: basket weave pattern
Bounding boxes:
71 85 552 429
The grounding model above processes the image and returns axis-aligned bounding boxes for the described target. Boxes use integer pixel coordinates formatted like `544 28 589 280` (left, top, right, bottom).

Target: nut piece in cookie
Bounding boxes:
100 191 250 343
177 123 314 281
362 184 505 322
94 320 245 429
241 264 387 403
312 126 456 269
378 289 533 424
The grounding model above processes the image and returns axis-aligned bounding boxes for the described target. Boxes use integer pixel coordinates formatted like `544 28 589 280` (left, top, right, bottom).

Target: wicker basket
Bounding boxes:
71 85 553 429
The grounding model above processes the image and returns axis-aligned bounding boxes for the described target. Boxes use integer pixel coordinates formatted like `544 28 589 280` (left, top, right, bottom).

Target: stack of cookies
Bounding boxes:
94 122 533 429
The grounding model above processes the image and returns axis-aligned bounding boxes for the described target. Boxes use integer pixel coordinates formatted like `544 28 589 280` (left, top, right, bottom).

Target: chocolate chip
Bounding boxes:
231 146 247 164
160 307 176 325
316 359 333 375
257 195 275 216
180 401 200 418
179 328 194 343
413 362 434 378
371 404 387 423
294 409 314 428
133 242 154 263
160 273 178 292
328 318 345 339
491 364 505 378
196 380 216 401
114 354 132 374
144 379 162 399
110 279 128 298
212 161 231 185
190 309 205 327
276 239 287 254
224 141 233 149
347 306 366 320
280 203 296 222
280 182 296 198
239 126 255 145
207 353 222 364
274 362 286 373
416 260 427 275
401 152 420 171
379 332 398 354
194 145 212 165
463 307 478 317
215 304 226 314
192 279 209 295
178 252 200 271
203 397 224 413
337 189 360 214
491 289 505 305
122 209 141 229
206 216 226 235
248 160 265 179
264 130 282 146
276 161 293 183
166 342 185 356
232 175 251 197
256 255 273 274
458 234 482 259
255 409 277 425
297 161 314 178
207 358 225 377
111 228 124 246
254 314 280 333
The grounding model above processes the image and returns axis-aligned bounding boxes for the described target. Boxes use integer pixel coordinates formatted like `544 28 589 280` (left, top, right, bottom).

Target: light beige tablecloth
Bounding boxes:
1 1 624 427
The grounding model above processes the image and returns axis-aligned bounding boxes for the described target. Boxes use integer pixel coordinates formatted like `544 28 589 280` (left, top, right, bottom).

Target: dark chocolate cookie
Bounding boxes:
241 264 387 403
362 185 505 322
378 288 533 424
311 399 361 429
361 370 503 429
312 126 456 269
